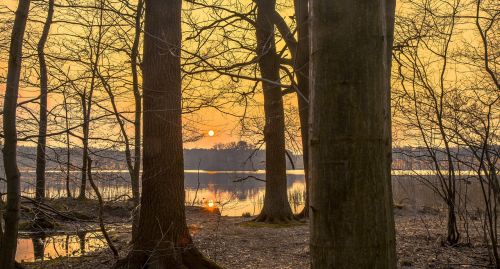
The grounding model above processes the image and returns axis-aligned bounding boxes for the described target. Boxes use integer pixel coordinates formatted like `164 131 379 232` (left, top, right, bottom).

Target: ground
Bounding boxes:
19 199 493 269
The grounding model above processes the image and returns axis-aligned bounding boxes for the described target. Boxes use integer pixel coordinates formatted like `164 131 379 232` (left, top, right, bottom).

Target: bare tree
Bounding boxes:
62 89 72 198
114 0 221 267
268 0 311 218
292 0 310 218
35 0 55 202
0 0 32 268
393 0 468 245
252 0 294 223
129 0 143 236
449 0 499 263
77 0 107 200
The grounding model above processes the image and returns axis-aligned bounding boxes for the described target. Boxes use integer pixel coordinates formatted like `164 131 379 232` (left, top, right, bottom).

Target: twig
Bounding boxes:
87 157 119 258
20 195 91 222
233 175 266 183
192 159 202 206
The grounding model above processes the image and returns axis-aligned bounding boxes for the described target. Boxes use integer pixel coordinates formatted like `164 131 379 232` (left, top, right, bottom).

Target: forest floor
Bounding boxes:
19 198 493 269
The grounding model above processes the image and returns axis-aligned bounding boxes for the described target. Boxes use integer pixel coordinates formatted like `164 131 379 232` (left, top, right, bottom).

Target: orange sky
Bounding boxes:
0 0 297 150
0 0 492 151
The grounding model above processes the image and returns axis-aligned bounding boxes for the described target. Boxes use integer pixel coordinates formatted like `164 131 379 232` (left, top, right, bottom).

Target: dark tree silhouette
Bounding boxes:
35 0 55 202
309 0 397 267
293 0 310 219
253 0 295 223
130 0 143 240
0 0 31 268
113 0 221 267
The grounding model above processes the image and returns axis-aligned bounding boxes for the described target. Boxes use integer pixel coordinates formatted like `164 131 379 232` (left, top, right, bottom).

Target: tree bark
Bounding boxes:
35 0 55 202
309 0 397 268
253 0 294 224
0 0 31 268
293 0 310 219
114 0 220 267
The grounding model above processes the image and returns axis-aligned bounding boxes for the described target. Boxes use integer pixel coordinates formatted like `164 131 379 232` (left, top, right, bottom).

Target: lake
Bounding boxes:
2 169 488 217
1 169 489 263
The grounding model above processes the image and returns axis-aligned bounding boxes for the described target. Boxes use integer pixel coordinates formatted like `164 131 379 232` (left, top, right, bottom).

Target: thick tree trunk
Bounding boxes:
0 1 31 268
253 0 294 224
293 0 310 219
309 0 397 268
114 1 220 268
384 0 398 255
35 0 54 202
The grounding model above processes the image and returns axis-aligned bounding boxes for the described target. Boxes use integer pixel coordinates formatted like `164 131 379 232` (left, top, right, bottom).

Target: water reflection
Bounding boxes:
4 170 308 216
184 174 306 216
9 170 491 263
16 231 106 263
0 170 489 217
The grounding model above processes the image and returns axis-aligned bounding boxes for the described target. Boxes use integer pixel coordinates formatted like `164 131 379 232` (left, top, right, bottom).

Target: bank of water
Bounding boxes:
4 170 488 263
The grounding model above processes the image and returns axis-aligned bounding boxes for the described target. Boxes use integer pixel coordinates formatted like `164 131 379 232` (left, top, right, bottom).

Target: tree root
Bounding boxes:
253 212 298 224
112 247 223 269
182 247 223 269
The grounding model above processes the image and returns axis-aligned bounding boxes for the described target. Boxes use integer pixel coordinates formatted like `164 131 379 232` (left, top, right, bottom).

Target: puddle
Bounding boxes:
16 231 107 263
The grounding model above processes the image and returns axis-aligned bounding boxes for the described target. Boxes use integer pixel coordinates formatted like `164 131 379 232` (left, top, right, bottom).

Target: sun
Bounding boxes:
208 130 215 137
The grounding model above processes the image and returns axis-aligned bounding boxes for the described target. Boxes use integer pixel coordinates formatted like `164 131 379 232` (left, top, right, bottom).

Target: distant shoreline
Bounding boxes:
16 169 492 176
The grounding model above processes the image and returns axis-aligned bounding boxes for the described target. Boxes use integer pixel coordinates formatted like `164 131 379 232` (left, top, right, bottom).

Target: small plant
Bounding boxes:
242 212 252 218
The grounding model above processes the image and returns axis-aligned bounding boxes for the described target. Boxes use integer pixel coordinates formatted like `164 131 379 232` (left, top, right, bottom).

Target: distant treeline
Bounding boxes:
5 141 301 171
1 143 493 172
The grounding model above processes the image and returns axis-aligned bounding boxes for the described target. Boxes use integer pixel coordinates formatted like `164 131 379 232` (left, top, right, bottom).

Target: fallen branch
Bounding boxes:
233 175 266 183
20 195 89 222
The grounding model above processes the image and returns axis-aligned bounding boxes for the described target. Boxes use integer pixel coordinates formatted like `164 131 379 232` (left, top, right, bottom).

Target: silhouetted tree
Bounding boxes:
253 0 294 223
114 0 221 267
129 0 143 239
293 0 310 218
393 0 468 245
35 0 55 202
0 0 31 268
